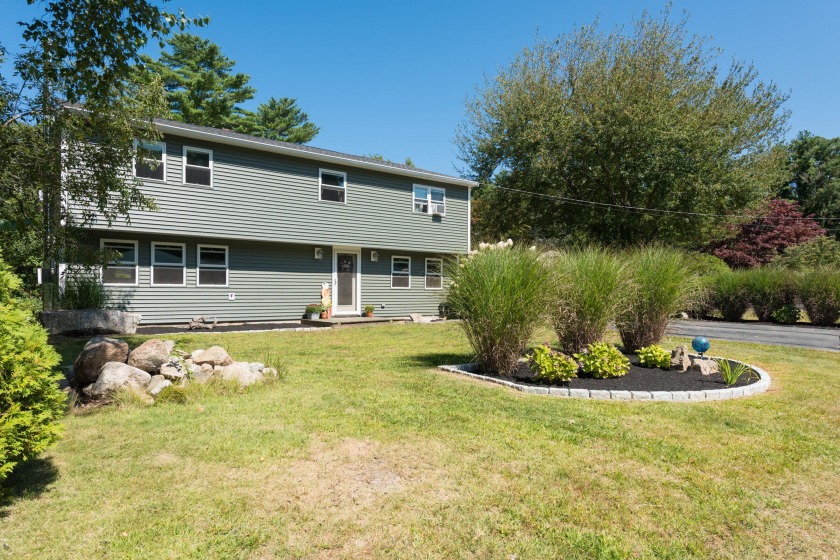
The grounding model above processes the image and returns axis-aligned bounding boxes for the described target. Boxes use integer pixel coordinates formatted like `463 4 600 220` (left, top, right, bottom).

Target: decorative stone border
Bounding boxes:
437 355 771 402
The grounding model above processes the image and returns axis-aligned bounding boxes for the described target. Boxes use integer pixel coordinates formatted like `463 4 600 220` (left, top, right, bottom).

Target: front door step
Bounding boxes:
300 316 406 328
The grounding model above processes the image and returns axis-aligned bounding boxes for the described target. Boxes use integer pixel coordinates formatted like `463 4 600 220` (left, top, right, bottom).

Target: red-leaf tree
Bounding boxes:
709 199 826 268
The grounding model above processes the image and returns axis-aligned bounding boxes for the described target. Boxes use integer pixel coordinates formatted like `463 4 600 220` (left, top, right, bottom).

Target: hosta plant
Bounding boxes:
637 344 670 369
575 342 630 379
526 344 578 384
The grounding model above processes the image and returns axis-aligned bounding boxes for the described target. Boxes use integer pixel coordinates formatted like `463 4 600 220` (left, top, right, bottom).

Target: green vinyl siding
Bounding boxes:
82 134 470 254
92 233 447 324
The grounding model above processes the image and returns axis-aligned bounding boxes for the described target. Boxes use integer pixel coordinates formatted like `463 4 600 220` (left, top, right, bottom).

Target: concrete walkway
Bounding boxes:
667 319 840 352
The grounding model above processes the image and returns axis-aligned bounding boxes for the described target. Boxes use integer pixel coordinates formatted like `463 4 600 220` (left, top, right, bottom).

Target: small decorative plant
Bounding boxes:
637 344 670 369
716 359 750 387
526 344 578 384
574 342 630 379
771 304 800 325
305 303 322 318
364 304 375 317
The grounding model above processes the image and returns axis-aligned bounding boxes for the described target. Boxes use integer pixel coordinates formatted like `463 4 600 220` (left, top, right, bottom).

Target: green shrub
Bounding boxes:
798 267 840 326
575 342 630 379
716 359 750 387
685 253 730 319
637 344 670 369
549 246 630 353
771 304 801 325
60 272 111 310
446 244 550 375
618 246 699 352
743 267 796 322
526 344 578 384
0 258 65 486
773 236 840 270
710 269 752 321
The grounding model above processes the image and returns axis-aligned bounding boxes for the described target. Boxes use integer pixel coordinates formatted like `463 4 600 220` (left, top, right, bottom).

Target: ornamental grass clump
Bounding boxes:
798 267 840 326
686 253 730 319
710 268 752 322
60 272 111 310
549 246 630 353
743 266 796 322
618 246 699 352
446 244 549 375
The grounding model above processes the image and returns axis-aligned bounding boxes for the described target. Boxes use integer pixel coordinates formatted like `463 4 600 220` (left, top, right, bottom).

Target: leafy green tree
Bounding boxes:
457 6 789 247
1 1 206 303
780 131 840 239
141 33 318 143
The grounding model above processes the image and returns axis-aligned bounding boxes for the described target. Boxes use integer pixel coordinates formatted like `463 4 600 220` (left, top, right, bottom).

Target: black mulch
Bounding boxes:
502 356 757 392
136 322 305 335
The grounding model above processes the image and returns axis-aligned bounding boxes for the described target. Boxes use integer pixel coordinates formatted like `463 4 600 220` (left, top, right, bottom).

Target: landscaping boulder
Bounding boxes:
192 370 213 384
83 362 152 397
146 375 172 396
159 360 185 381
191 346 233 367
127 339 175 373
262 367 279 377
220 361 263 386
73 337 130 386
670 345 691 372
689 358 720 376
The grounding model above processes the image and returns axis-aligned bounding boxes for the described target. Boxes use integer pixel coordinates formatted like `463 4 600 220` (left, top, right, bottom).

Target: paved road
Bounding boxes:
666 319 840 352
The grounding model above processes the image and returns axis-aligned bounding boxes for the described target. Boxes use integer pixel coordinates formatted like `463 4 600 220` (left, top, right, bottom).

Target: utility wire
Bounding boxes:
483 183 840 222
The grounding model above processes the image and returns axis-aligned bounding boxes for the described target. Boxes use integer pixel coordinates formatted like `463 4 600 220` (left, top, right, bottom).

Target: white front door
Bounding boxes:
333 249 361 315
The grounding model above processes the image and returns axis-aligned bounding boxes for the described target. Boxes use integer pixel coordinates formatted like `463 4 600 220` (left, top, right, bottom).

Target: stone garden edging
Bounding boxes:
437 355 771 402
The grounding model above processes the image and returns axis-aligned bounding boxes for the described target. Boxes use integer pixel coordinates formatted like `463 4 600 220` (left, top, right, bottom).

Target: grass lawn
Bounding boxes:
2 323 839 559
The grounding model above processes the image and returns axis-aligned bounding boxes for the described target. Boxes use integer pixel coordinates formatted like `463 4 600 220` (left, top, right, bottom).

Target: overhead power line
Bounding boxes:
484 184 840 222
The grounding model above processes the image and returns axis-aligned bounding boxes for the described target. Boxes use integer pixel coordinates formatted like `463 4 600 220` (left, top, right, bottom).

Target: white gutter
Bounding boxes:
155 121 478 188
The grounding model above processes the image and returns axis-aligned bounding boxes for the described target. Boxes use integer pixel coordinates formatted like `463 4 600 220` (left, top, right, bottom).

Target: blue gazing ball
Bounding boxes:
692 336 711 354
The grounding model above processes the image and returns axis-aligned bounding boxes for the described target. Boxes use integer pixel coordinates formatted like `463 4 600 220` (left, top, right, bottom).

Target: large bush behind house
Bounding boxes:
0 257 65 486
446 243 549 375
549 246 629 353
798 267 840 326
618 246 698 352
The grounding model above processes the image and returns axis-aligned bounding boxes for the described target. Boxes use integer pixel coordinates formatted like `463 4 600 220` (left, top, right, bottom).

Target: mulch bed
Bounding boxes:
502 356 758 392
135 322 304 336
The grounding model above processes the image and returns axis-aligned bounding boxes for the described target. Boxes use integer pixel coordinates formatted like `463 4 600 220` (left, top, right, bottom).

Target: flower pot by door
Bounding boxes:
309 313 320 320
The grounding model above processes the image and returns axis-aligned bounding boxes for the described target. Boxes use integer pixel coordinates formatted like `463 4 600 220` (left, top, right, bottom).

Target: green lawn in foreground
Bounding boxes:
1 323 838 559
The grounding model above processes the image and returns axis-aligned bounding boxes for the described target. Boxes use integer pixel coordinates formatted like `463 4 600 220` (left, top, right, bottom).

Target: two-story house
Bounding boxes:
86 118 475 324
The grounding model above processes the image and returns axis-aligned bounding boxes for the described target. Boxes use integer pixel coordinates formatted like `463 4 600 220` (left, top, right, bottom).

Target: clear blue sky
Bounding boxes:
2 1 838 176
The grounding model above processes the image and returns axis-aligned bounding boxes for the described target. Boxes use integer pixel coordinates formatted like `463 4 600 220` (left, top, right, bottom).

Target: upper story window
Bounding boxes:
151 242 186 286
413 185 446 215
183 146 213 186
134 141 166 181
101 240 138 286
197 245 229 286
319 169 346 203
391 256 411 289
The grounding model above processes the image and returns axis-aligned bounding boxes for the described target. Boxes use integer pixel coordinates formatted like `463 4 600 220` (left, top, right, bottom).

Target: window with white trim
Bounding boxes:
197 245 228 286
413 185 446 215
183 146 213 186
101 240 138 285
134 141 166 181
151 242 186 286
425 258 443 290
319 169 346 203
391 256 411 289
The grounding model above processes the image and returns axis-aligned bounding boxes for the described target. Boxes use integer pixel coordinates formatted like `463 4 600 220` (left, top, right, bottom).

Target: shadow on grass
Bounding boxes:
0 457 59 518
406 352 475 370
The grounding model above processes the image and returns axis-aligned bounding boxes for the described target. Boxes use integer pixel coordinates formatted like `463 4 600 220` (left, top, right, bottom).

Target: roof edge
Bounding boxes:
154 121 477 188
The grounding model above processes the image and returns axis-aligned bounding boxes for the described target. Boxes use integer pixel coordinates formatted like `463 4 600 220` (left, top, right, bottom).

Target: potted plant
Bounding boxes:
364 304 375 318
305 304 322 320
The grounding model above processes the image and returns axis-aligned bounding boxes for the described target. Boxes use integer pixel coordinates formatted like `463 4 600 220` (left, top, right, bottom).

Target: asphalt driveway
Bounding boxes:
667 319 840 352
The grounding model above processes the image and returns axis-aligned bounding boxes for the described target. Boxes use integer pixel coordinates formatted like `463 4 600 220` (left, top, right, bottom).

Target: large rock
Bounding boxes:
159 361 185 381
127 339 175 373
83 362 152 397
220 362 263 386
670 345 691 372
191 346 233 367
41 309 141 336
73 337 130 386
689 358 720 376
146 375 172 396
